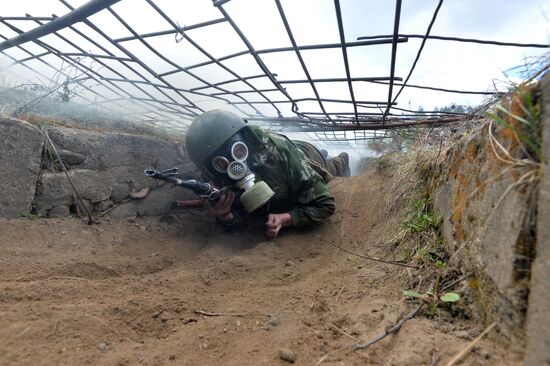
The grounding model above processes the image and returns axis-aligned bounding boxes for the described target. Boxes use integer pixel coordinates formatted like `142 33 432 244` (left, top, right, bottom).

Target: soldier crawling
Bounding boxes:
185 110 350 238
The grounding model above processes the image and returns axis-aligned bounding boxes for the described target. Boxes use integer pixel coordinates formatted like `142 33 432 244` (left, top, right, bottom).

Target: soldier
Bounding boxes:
185 110 350 238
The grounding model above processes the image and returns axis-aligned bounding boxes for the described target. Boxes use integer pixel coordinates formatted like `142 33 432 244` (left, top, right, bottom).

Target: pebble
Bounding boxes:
98 342 109 351
453 330 472 340
267 317 281 327
160 311 172 322
480 349 491 359
314 330 323 339
278 348 296 363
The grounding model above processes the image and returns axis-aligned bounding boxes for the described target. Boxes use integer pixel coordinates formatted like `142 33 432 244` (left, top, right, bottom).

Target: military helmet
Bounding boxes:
185 110 247 168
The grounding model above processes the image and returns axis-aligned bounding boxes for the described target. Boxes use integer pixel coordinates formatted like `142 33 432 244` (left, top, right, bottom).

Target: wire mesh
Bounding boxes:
0 0 548 139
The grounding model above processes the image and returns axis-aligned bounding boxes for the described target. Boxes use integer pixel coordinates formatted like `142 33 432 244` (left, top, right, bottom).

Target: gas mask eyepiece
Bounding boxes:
230 141 249 161
211 156 230 173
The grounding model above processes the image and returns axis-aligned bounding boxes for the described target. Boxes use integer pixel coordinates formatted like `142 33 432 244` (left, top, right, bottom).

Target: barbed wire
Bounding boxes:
0 0 547 137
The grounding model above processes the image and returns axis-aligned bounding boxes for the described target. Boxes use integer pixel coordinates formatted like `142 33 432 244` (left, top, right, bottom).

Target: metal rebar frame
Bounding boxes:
0 0 547 137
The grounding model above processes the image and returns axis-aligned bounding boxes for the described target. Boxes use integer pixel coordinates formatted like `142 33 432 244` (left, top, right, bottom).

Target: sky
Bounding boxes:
0 0 549 139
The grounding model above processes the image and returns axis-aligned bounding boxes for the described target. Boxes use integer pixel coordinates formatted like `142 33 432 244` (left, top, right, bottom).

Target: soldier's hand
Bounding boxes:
206 191 235 222
265 213 292 239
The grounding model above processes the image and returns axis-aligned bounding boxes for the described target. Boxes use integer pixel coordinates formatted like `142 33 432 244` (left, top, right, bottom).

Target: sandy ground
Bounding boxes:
0 170 518 365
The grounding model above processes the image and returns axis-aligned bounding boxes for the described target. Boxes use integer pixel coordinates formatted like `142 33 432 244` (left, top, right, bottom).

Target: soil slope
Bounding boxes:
0 170 516 365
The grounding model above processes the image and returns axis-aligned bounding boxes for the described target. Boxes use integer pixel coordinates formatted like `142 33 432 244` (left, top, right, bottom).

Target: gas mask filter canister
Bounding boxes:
211 141 274 213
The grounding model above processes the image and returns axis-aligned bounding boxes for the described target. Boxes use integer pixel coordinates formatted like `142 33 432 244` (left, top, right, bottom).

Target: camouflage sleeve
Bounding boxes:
283 141 336 227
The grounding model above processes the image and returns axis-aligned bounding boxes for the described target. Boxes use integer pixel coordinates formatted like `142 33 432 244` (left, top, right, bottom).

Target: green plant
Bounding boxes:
486 87 542 162
403 198 442 234
399 195 460 318
403 290 460 303
20 212 39 220
403 287 460 318
426 302 438 318
400 197 446 270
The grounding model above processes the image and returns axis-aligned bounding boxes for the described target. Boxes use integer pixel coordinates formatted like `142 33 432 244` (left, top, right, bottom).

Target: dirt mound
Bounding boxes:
0 169 518 365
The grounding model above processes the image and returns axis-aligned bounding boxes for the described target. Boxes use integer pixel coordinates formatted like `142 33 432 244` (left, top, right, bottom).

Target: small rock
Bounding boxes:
267 317 282 327
160 311 172 322
453 330 473 340
96 200 112 212
278 348 296 363
50 205 70 218
314 330 323 339
109 203 138 219
310 300 330 314
58 149 86 166
111 183 130 202
480 349 491 359
98 342 109 351
285 260 294 266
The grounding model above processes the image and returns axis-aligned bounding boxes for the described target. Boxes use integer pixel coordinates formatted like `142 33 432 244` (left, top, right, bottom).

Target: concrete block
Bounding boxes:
524 74 550 366
0 118 43 217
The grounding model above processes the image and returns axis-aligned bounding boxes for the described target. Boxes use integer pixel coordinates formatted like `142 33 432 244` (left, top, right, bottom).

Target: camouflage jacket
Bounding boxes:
202 125 335 227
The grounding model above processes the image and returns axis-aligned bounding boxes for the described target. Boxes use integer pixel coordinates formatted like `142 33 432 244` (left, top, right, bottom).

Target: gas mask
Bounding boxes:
210 137 274 213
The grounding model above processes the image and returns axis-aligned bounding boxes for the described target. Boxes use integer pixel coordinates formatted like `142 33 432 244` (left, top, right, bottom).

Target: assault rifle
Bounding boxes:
144 167 222 202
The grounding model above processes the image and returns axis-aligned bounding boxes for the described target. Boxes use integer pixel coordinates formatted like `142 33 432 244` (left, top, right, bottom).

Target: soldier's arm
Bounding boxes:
284 144 336 227
199 171 249 228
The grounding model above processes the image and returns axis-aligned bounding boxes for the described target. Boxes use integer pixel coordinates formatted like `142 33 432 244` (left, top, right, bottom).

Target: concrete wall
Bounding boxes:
524 75 550 366
0 118 198 218
430 75 549 363
431 124 535 331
